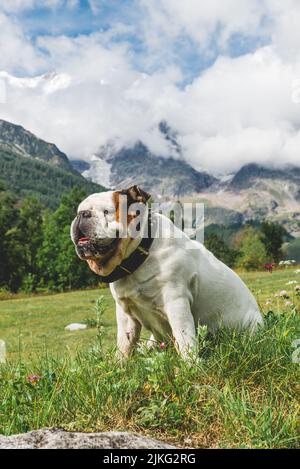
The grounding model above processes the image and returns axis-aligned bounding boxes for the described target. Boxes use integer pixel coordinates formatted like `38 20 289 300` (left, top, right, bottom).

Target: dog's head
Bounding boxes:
71 186 151 276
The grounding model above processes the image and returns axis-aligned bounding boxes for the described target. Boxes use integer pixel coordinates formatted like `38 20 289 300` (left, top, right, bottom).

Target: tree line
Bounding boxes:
0 179 288 293
0 182 98 293
204 221 287 270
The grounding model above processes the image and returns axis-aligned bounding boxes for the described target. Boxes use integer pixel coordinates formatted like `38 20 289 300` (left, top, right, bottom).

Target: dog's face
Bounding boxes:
71 186 150 276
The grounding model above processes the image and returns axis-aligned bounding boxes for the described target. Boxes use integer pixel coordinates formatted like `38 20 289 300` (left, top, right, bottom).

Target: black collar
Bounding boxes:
97 211 155 283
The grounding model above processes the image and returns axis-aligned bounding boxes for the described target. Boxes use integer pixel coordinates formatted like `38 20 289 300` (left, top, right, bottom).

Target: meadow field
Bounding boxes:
0 269 299 448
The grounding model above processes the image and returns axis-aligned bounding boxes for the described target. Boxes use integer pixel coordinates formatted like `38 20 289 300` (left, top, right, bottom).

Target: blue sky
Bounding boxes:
10 0 271 83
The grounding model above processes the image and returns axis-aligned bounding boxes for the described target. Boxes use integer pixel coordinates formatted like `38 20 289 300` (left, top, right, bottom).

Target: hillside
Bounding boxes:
0 120 104 209
0 119 72 172
196 163 300 236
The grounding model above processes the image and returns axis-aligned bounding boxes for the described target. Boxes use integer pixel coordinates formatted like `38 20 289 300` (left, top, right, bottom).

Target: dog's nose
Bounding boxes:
79 210 92 219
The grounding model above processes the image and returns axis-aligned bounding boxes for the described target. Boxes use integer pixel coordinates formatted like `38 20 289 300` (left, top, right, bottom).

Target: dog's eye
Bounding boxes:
104 209 109 216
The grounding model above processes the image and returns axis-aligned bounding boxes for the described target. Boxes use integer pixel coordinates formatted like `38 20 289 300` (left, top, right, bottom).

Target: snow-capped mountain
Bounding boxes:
0 71 71 94
72 122 217 198
71 123 300 236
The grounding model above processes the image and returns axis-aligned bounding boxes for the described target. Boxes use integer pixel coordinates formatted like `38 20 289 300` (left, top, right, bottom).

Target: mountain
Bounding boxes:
0 119 73 171
73 124 300 236
196 163 300 237
0 120 104 209
229 163 300 191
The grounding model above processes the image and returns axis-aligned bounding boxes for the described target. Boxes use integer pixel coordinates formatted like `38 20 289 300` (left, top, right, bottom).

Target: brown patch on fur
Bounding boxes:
112 185 151 226
112 190 136 228
86 186 151 277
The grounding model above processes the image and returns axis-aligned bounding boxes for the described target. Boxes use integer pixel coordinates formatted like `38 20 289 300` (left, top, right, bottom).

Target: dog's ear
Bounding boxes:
126 185 151 204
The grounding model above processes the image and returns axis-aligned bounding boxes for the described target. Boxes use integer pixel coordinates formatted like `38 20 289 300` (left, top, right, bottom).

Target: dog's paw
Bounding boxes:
115 349 130 366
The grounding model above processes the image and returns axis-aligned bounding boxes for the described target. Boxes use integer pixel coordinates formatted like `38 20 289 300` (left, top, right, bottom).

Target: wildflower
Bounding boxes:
160 342 166 350
286 281 297 285
285 301 293 307
27 375 42 384
265 300 272 306
295 285 300 291
280 290 289 298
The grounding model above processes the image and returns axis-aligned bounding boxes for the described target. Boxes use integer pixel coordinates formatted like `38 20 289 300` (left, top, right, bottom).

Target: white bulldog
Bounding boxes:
71 186 263 359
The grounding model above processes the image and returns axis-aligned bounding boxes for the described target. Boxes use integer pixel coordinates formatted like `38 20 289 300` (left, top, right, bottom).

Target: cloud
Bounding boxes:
0 12 46 74
1 1 300 175
140 0 267 52
0 1 78 13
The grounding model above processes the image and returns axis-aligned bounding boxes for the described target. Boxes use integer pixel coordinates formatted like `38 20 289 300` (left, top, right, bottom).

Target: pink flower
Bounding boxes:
285 301 293 307
279 290 287 296
280 290 289 298
27 375 42 384
160 342 166 350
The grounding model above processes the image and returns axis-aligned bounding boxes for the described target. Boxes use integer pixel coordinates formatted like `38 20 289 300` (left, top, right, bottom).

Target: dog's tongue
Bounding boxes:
78 237 90 244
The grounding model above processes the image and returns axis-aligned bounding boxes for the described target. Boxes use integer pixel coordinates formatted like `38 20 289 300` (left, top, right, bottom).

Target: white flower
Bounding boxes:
286 281 297 285
280 260 297 266
285 301 293 307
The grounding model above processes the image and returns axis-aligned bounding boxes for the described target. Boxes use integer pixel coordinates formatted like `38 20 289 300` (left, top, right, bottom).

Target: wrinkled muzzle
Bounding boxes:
71 212 120 260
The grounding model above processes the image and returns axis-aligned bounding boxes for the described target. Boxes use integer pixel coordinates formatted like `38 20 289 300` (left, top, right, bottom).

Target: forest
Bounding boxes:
0 177 289 294
0 181 98 293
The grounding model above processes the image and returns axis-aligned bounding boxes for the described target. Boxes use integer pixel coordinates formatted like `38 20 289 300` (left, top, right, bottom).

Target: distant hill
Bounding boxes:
0 120 105 209
196 163 300 237
0 119 73 171
229 163 300 191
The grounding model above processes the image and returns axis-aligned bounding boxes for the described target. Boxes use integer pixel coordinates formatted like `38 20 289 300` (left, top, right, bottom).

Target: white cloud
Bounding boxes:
0 12 45 74
0 1 78 13
1 1 300 174
138 0 268 68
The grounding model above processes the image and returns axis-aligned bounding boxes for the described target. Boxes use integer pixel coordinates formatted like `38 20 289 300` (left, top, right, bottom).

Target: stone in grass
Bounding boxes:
0 340 6 364
0 429 177 449
65 323 87 331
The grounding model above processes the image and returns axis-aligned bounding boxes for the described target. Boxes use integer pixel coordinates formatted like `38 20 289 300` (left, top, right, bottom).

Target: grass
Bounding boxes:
0 269 299 448
0 288 115 361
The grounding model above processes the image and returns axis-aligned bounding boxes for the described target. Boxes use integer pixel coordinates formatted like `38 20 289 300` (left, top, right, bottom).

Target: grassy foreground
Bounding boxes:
0 269 299 448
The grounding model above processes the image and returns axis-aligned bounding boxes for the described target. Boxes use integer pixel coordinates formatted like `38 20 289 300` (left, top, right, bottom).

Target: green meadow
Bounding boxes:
0 268 299 448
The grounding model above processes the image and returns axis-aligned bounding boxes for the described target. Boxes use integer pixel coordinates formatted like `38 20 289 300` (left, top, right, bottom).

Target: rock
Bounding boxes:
0 340 6 364
65 323 87 331
0 429 176 449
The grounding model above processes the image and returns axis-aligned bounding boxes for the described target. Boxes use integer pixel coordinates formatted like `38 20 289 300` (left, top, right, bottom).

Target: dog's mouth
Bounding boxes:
76 235 119 259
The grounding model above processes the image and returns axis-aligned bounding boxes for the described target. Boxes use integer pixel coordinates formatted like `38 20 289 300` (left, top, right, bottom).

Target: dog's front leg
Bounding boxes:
116 304 141 361
164 296 197 360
